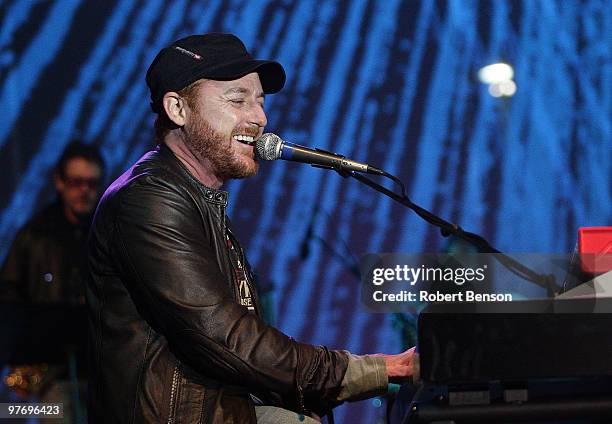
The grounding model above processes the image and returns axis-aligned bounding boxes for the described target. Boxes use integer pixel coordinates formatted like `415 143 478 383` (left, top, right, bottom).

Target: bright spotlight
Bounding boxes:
479 63 516 98
478 63 514 84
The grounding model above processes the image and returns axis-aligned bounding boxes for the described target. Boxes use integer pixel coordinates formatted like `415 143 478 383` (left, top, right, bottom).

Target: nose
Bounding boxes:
249 103 267 128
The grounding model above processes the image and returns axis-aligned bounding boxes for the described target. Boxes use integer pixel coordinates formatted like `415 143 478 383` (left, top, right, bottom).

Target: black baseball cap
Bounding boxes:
146 33 285 113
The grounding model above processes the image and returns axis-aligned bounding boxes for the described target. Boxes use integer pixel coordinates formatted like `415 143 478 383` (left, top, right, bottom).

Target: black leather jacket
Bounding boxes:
86 144 349 423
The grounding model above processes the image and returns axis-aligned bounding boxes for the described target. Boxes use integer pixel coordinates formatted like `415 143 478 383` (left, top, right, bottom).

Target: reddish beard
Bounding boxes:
182 111 258 181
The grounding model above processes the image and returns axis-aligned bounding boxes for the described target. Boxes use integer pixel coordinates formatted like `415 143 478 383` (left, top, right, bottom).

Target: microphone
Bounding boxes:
256 133 385 175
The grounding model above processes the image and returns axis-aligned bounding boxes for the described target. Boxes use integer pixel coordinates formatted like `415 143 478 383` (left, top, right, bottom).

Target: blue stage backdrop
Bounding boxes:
1 1 610 422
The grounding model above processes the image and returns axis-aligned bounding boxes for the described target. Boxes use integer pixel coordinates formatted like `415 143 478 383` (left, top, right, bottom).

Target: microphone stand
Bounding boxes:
336 169 556 293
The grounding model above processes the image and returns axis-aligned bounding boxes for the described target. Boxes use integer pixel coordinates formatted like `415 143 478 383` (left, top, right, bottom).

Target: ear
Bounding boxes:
163 92 187 127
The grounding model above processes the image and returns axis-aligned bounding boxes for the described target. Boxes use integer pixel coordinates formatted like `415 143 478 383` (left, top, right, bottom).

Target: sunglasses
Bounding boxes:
62 176 100 189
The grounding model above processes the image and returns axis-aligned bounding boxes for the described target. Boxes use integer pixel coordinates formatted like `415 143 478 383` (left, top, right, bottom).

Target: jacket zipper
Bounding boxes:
295 348 309 416
295 346 323 416
297 384 306 414
167 363 180 424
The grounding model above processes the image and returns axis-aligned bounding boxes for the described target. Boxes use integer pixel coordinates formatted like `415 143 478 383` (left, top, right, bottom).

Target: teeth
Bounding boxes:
233 135 255 144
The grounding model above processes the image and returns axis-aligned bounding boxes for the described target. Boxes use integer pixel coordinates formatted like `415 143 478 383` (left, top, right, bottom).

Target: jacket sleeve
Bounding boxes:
110 176 348 413
336 353 388 402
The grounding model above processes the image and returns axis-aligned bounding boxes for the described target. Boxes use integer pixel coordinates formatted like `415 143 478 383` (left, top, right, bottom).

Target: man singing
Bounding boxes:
86 33 414 423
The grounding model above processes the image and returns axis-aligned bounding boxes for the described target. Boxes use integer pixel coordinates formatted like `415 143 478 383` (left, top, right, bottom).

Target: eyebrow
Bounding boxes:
223 87 265 99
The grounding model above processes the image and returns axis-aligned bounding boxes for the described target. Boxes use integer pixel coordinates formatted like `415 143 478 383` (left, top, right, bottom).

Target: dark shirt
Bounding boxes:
1 201 89 304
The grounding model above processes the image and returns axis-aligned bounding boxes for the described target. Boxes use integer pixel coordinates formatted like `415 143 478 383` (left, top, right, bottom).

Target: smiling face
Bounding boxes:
181 72 267 181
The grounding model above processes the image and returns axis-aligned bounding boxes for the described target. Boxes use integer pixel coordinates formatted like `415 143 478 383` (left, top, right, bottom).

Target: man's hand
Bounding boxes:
372 347 416 384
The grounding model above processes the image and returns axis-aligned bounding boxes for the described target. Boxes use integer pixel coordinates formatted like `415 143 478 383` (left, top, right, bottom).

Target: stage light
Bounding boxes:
478 63 514 84
479 63 516 97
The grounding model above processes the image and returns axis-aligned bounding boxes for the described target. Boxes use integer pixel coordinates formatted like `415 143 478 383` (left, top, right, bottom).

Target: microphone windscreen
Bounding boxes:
256 133 282 160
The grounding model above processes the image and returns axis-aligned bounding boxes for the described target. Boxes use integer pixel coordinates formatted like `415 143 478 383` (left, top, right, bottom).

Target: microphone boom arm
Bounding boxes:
338 169 555 292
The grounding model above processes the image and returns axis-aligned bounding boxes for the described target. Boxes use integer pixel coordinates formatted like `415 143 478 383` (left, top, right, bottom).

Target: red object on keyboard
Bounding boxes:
578 227 612 274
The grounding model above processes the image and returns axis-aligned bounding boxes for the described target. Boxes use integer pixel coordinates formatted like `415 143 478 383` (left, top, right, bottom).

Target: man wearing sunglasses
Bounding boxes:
1 142 103 422
1 141 103 304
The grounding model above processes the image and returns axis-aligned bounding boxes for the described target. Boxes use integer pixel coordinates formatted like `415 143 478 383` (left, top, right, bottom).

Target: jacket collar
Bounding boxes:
158 143 229 207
